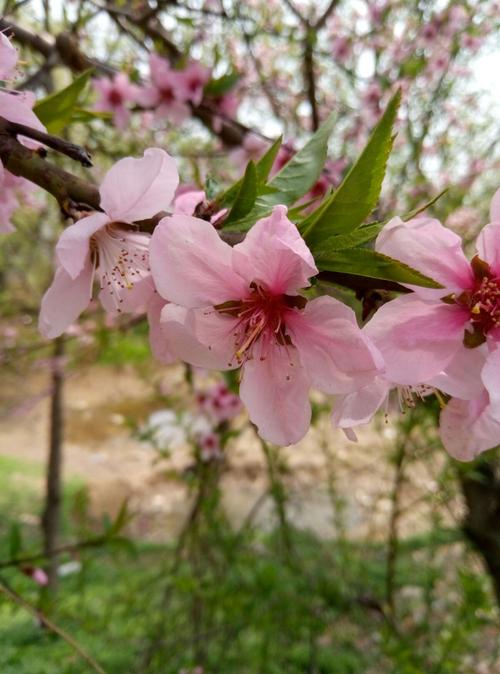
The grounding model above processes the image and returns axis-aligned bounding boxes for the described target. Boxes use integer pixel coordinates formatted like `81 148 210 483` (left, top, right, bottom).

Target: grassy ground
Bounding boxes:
0 452 498 674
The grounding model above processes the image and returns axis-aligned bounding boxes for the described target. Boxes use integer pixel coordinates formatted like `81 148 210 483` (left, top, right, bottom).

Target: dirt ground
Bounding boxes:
0 363 461 542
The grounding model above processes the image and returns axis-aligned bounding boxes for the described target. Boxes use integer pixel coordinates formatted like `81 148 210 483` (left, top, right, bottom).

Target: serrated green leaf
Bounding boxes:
34 69 93 133
223 112 336 230
317 223 383 252
218 136 282 209
403 188 448 221
317 248 442 288
224 161 257 224
303 90 401 247
266 110 336 206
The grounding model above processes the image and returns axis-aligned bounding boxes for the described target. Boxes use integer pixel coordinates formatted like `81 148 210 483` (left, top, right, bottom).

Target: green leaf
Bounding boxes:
318 223 383 252
316 248 442 288
266 110 336 206
204 71 241 97
224 161 258 224
218 136 282 209
223 112 337 230
403 188 448 221
303 90 401 247
34 70 93 133
8 523 22 559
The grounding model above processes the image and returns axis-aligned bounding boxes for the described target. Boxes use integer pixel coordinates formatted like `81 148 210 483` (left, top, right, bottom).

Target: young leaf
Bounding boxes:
223 112 336 230
403 188 448 221
218 136 282 208
224 161 257 224
34 70 93 133
265 109 336 206
204 71 241 97
316 248 442 288
303 89 401 247
317 222 383 252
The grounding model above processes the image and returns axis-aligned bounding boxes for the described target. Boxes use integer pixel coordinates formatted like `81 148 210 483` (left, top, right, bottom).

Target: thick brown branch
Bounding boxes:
0 132 100 213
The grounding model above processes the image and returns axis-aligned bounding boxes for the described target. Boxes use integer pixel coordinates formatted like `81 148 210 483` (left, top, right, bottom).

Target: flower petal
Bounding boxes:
365 293 469 385
240 344 311 446
286 296 383 394
150 214 247 307
490 187 500 223
376 216 474 297
481 346 500 413
56 212 109 279
147 294 176 364
332 377 390 430
99 148 179 222
39 264 93 339
429 345 487 400
475 223 500 277
232 206 318 294
160 303 238 370
440 392 500 461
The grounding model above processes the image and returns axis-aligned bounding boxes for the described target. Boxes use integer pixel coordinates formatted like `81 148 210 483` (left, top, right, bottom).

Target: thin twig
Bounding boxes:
0 577 108 674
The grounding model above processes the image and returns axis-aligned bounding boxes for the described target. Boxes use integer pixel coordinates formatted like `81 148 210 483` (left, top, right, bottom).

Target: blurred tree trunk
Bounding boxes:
41 336 65 592
461 458 500 606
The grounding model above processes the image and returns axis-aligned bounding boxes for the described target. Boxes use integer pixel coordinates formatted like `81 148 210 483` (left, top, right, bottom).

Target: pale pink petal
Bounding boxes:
481 346 500 413
147 294 176 364
365 294 469 385
475 223 500 277
0 33 18 80
429 345 487 400
440 392 500 461
56 212 109 279
173 190 205 215
0 91 46 134
232 206 318 294
489 187 500 223
240 344 311 446
286 296 383 394
160 303 238 370
332 377 391 429
150 214 247 307
39 264 93 339
99 275 155 314
113 106 130 130
99 148 179 222
376 216 474 296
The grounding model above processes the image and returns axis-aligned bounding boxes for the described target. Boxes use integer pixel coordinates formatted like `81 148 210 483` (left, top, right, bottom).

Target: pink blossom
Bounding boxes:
332 346 487 441
150 206 383 445
365 189 500 395
173 189 206 215
440 347 500 460
199 431 223 461
140 54 190 123
196 382 242 423
93 72 139 129
0 32 18 80
331 36 352 62
175 61 211 106
210 92 239 132
39 148 178 339
230 134 269 170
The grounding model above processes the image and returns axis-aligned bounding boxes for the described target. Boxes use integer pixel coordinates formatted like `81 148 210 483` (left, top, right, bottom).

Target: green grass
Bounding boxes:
0 456 498 674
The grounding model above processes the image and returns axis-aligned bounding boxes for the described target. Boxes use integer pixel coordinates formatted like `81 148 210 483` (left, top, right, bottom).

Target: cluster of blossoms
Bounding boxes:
0 32 43 232
142 382 241 462
93 54 237 132
37 145 500 460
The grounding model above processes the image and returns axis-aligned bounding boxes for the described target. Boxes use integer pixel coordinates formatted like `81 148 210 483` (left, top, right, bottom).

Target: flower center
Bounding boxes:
90 224 150 312
449 256 500 346
214 282 306 365
108 89 123 106
160 86 175 103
